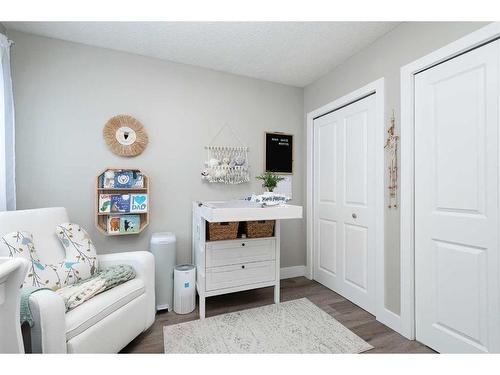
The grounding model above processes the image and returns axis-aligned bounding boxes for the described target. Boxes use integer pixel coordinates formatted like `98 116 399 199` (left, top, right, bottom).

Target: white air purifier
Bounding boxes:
174 264 196 314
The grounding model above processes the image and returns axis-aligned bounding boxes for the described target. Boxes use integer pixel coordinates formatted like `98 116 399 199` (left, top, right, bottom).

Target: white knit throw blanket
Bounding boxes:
56 264 136 311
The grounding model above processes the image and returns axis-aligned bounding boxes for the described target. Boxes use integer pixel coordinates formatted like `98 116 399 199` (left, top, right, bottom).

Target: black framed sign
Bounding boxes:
265 132 293 174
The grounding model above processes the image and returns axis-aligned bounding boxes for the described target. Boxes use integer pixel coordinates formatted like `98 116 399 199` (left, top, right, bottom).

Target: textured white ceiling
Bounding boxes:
5 22 399 87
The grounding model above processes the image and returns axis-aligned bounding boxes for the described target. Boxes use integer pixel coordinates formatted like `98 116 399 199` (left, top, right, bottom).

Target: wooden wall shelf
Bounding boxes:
97 188 148 192
95 168 150 236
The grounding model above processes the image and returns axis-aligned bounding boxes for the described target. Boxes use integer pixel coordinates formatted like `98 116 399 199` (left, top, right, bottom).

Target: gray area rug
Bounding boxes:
164 298 373 353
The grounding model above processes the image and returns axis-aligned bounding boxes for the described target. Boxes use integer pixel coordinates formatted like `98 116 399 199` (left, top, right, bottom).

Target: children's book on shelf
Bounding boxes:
130 194 148 213
114 170 134 188
132 173 144 188
120 215 140 233
107 216 121 235
102 170 115 188
110 194 130 213
99 169 144 189
99 194 111 213
113 170 144 189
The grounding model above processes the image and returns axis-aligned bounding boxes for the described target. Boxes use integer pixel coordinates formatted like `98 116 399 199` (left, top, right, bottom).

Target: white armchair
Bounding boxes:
0 207 155 353
0 257 30 353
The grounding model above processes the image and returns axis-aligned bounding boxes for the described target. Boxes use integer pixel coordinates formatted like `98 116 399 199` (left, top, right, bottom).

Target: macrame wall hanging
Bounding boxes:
201 124 250 184
384 111 399 209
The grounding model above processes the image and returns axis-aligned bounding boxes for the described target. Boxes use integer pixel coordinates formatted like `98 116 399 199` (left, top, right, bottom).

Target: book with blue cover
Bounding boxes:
114 171 135 188
120 215 140 233
110 194 130 213
114 170 144 189
132 173 144 188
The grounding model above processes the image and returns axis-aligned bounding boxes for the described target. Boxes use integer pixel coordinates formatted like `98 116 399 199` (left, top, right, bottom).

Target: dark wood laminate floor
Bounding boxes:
121 277 435 354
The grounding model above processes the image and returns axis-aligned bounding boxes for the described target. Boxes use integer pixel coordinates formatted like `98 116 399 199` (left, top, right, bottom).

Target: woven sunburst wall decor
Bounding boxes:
103 115 149 157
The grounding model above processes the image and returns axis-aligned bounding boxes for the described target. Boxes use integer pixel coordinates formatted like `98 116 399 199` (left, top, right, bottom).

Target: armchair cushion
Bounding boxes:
98 251 155 329
65 278 145 340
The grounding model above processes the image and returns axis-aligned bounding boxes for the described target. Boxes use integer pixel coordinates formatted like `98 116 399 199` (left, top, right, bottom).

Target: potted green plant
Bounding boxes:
256 172 285 192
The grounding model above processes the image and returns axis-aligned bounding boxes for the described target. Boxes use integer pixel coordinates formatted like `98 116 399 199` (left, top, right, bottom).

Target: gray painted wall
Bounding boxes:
304 21 489 314
9 22 491 317
9 30 305 267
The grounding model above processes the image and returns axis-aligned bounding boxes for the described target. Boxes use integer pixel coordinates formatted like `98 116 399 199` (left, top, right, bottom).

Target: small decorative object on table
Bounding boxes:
256 171 285 192
246 192 291 207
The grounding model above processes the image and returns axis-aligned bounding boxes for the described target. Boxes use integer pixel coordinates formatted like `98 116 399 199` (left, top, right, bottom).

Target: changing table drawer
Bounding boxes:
206 238 276 268
206 260 276 291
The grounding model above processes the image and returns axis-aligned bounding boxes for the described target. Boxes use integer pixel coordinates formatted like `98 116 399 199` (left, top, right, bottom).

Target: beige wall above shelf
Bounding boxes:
11 30 304 268
95 168 150 236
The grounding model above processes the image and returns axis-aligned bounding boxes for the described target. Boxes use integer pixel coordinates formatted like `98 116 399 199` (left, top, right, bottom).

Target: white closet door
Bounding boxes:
313 94 376 314
415 40 500 353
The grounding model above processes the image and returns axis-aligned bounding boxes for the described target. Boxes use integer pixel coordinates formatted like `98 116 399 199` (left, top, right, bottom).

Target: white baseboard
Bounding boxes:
280 265 306 279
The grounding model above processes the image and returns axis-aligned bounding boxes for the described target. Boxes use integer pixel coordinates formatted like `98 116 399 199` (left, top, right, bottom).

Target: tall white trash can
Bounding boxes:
150 232 176 311
174 264 196 314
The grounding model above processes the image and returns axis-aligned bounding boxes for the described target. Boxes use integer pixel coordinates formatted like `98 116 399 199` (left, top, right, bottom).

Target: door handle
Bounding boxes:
352 213 357 219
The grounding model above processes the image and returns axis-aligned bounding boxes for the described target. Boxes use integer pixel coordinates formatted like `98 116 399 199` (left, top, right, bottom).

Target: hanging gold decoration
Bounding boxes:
103 115 148 157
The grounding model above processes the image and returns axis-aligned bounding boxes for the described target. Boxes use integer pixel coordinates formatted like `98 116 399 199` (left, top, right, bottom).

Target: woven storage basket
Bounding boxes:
206 221 239 241
244 220 275 238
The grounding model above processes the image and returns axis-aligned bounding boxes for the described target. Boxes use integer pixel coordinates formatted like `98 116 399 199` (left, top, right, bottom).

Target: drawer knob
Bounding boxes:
241 265 245 269
241 243 245 246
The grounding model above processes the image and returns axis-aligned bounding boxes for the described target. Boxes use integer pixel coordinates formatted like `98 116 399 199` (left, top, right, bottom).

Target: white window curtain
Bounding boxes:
0 33 16 211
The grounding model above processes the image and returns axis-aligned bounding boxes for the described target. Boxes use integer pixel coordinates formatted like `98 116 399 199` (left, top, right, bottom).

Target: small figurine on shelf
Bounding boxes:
256 172 285 192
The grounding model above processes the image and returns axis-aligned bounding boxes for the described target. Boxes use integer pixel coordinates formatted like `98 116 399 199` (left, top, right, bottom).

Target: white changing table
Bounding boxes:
192 200 303 319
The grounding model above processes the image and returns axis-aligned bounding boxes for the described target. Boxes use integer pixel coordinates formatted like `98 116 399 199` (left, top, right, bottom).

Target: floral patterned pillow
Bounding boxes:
55 223 98 281
1 231 86 289
1 224 99 290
